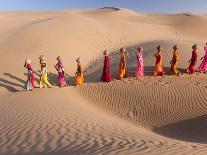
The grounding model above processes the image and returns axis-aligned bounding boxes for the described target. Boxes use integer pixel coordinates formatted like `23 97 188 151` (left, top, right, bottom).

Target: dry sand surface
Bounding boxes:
0 7 207 155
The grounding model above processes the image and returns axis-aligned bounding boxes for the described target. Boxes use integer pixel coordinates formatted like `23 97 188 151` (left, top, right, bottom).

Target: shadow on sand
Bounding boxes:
153 114 207 143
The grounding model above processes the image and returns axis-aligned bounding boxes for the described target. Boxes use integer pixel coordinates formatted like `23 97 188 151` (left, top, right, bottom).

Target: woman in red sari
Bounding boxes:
101 50 112 82
187 44 198 74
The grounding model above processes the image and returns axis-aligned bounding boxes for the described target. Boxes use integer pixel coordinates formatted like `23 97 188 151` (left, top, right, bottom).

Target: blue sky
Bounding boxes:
0 0 207 13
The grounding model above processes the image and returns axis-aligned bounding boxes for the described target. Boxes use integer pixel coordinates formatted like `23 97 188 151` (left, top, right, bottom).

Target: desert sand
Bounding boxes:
0 7 207 155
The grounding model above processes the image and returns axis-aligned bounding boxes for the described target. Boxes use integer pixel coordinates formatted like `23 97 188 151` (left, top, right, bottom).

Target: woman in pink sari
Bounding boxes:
187 44 198 74
198 42 207 73
54 56 67 87
136 47 144 77
101 50 112 82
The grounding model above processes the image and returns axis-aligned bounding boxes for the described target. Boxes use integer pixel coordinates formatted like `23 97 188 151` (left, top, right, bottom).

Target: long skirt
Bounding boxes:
136 62 144 77
76 74 84 86
119 66 126 79
58 72 66 86
171 62 180 75
40 74 51 88
101 70 112 82
187 62 196 74
154 64 164 76
25 75 35 91
198 58 207 72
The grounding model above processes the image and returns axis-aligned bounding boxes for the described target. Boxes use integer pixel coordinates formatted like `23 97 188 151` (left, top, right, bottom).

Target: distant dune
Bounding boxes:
0 8 207 155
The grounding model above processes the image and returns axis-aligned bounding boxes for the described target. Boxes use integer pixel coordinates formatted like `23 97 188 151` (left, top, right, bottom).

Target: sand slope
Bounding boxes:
0 8 207 155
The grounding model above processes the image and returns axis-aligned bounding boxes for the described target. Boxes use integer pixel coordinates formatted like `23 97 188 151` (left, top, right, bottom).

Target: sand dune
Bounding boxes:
0 8 207 154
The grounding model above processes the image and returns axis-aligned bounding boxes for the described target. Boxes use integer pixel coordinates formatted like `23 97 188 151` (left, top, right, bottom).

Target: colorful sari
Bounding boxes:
119 52 126 79
170 50 180 75
101 56 112 82
55 61 67 87
154 51 164 76
76 64 84 86
25 64 35 90
136 51 144 77
187 50 198 74
198 46 207 72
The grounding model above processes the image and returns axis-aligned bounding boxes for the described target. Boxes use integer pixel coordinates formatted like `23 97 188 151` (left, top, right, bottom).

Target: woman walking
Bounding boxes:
54 56 67 87
39 55 51 88
24 58 35 91
136 47 144 77
154 45 165 76
198 42 207 73
170 45 180 76
187 44 198 74
101 50 112 82
118 48 127 79
75 58 84 86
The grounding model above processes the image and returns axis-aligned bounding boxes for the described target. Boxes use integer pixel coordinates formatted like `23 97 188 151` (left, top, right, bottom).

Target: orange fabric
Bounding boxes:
170 50 180 75
76 64 84 86
154 51 164 76
119 52 126 78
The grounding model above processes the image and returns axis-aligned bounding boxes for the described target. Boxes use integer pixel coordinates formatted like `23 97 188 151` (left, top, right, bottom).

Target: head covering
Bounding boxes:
192 44 197 50
76 57 80 63
25 58 31 64
103 50 109 56
173 45 178 50
56 56 62 61
120 47 126 53
39 55 46 61
157 45 162 51
138 47 143 52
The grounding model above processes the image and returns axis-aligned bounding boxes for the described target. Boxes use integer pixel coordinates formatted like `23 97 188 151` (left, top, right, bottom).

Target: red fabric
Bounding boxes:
156 54 161 65
101 56 112 82
187 50 198 74
27 64 35 88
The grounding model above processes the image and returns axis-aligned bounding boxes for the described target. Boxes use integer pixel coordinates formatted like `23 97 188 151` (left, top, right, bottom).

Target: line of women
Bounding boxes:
24 56 84 90
24 42 207 91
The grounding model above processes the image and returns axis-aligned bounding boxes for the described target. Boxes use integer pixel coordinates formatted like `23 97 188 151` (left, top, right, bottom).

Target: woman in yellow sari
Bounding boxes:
75 58 84 86
119 48 127 79
39 55 51 88
154 45 165 76
170 45 180 76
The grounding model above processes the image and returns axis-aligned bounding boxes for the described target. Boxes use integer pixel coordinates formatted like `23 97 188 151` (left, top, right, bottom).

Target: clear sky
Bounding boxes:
0 0 207 13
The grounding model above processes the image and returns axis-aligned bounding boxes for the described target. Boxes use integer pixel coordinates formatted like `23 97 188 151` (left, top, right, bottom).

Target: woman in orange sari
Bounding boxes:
119 48 127 79
75 58 84 86
154 45 165 76
170 45 180 76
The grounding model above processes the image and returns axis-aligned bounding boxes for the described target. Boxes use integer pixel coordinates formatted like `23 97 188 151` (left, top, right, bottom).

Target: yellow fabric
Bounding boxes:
76 64 84 86
119 52 126 78
154 51 163 76
171 50 180 75
39 63 51 88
